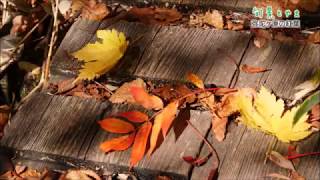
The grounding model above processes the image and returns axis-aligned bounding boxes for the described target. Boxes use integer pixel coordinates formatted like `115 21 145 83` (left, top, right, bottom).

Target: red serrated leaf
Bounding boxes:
117 111 149 123
100 132 135 153
130 86 163 110
186 72 205 89
130 122 152 167
240 64 271 74
98 118 135 133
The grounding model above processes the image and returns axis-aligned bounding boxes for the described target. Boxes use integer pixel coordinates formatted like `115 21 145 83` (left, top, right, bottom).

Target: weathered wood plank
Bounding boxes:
134 26 251 87
1 93 110 159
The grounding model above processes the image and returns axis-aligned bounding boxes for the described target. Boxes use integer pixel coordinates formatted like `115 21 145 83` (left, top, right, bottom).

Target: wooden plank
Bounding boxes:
1 93 110 159
134 26 252 87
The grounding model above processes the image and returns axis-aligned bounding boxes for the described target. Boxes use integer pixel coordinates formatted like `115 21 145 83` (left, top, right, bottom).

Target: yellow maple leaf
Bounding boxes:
236 86 312 143
72 29 128 81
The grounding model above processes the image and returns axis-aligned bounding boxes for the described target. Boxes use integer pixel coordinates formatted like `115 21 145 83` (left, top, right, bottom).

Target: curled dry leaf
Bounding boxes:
130 86 164 110
268 151 295 171
98 118 135 134
81 0 109 21
308 31 320 44
100 132 135 153
117 111 149 123
186 72 205 89
203 10 224 29
128 7 182 25
110 78 146 104
240 64 270 74
130 122 152 167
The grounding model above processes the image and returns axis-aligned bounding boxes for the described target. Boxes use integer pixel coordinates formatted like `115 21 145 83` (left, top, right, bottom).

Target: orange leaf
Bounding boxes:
130 122 152 167
240 64 271 74
130 86 163 110
211 114 228 142
160 101 179 137
186 72 205 89
98 118 135 133
100 132 135 153
148 115 162 155
117 111 149 123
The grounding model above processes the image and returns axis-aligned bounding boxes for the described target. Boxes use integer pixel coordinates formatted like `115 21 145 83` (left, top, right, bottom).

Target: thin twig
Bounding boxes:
43 0 59 85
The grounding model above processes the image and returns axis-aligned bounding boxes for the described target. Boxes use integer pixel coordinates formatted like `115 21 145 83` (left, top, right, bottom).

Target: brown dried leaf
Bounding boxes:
310 104 320 130
198 92 216 110
268 151 295 171
211 114 228 142
110 78 146 104
308 32 320 44
240 64 270 74
62 169 101 180
182 156 209 166
128 7 182 25
290 171 306 180
152 84 195 104
203 10 224 29
266 173 291 180
81 0 109 21
186 72 205 89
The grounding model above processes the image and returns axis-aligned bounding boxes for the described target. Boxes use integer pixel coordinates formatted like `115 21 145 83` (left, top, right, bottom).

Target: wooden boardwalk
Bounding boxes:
1 16 319 179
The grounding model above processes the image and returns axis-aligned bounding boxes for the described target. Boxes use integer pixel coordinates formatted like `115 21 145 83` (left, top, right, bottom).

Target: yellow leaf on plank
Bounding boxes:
72 29 128 81
236 86 312 143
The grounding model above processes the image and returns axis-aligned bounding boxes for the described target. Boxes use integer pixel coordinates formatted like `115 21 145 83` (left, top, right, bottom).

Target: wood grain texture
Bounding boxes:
134 26 251 87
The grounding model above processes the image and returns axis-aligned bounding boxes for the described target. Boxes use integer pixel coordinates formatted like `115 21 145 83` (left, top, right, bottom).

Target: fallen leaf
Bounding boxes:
237 86 312 142
203 10 224 29
110 78 146 104
128 7 182 25
72 29 128 81
81 0 109 21
215 88 237 96
198 92 216 111
290 171 306 180
98 118 135 134
130 86 164 110
117 111 149 123
211 114 228 142
56 78 77 94
268 151 295 171
130 122 152 167
100 132 135 153
182 156 209 166
308 31 320 44
287 145 300 165
310 104 320 130
160 101 179 137
240 64 270 74
148 101 179 155
152 84 195 104
290 69 320 105
63 169 101 180
186 72 205 89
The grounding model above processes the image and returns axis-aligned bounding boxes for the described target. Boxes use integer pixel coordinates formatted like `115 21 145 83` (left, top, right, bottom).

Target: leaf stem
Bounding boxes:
186 120 220 165
287 152 320 160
